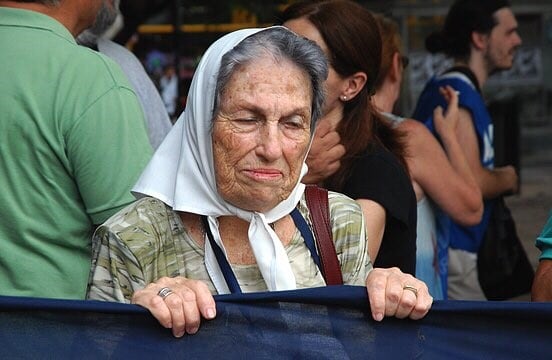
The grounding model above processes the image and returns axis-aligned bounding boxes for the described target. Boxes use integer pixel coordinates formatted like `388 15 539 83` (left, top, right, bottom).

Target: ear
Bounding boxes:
341 71 367 101
471 31 488 51
389 52 402 82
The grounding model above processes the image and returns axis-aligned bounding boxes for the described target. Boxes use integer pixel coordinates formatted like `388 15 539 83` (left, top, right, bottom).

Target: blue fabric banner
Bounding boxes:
1 285 551 359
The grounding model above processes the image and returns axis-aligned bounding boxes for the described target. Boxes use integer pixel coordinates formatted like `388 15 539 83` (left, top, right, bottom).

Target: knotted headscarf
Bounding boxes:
133 27 312 293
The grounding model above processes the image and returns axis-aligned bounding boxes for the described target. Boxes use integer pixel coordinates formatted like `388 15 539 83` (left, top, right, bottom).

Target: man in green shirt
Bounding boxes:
0 0 153 299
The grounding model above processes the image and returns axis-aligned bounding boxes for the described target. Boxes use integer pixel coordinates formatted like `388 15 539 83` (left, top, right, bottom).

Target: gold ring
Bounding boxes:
403 285 418 298
157 287 174 300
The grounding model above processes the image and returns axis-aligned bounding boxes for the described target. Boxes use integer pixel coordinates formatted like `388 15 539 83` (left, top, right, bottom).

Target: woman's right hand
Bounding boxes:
131 276 217 338
433 85 460 139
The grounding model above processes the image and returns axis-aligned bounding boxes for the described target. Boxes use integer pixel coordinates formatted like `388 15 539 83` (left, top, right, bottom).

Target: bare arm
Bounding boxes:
455 108 518 199
356 199 385 262
405 86 483 226
532 259 552 301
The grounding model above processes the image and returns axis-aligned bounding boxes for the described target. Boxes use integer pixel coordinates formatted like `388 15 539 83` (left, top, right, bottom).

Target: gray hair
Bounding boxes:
77 0 120 46
214 27 328 133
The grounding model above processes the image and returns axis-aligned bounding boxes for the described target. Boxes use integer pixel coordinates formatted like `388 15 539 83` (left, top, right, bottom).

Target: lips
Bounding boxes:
243 168 283 181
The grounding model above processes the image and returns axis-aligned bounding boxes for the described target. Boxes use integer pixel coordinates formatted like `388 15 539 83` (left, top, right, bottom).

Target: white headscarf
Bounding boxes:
133 27 310 293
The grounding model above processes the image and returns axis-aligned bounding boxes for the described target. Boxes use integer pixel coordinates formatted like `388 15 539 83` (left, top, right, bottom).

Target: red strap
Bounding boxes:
305 185 343 285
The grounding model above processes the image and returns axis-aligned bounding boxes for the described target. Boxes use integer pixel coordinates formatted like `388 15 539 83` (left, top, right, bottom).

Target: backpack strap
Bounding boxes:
304 185 343 285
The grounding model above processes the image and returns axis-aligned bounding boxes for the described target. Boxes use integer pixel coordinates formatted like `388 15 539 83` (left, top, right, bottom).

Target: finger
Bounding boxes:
323 161 342 177
366 268 402 321
394 286 418 319
160 290 188 337
433 105 444 121
447 86 459 109
366 269 387 321
314 119 332 137
383 270 403 318
407 285 433 320
185 280 217 321
326 143 346 158
169 286 200 335
132 287 174 330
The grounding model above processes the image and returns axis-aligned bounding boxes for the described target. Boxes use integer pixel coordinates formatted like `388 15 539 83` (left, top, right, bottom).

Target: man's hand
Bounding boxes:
303 121 345 184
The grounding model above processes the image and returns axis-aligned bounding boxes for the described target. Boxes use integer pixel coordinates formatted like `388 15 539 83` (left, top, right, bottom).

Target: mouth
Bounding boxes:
243 168 283 181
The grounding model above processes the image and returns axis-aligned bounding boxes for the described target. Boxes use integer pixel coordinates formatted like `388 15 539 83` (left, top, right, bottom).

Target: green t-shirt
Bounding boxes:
0 8 153 299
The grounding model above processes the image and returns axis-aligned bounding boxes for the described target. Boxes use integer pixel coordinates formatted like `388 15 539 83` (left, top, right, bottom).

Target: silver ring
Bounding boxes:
403 285 418 298
157 287 174 300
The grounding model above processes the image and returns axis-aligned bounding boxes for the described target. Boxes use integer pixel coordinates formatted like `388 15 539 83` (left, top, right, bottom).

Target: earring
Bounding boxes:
341 95 347 101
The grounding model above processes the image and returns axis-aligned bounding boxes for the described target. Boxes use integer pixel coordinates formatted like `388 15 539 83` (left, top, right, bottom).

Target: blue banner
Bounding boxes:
1 285 551 359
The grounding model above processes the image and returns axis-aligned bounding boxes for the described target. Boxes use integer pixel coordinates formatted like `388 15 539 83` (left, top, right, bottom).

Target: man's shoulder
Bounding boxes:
67 45 134 88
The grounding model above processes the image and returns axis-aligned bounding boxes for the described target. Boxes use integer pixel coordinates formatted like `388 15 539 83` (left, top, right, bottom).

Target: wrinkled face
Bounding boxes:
485 8 522 72
284 17 346 119
212 56 312 212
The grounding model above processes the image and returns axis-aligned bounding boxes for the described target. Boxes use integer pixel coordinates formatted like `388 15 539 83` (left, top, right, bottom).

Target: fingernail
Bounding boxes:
175 330 185 338
188 327 199 335
373 313 383 322
206 308 216 319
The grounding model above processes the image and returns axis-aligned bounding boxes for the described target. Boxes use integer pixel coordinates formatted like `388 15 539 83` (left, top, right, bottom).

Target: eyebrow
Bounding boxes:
506 25 519 35
237 100 311 120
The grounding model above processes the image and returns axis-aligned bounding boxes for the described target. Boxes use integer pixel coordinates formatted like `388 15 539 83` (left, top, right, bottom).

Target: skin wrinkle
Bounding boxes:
212 56 312 213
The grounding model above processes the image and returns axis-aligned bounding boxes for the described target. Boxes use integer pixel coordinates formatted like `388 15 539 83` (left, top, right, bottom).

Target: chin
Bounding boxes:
227 190 282 213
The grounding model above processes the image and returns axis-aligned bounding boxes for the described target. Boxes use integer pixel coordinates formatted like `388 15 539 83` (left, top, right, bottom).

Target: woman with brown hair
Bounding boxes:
280 0 417 274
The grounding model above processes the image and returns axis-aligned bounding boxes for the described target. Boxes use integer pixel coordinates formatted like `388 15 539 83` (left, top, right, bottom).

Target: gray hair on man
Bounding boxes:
214 27 328 133
76 0 121 46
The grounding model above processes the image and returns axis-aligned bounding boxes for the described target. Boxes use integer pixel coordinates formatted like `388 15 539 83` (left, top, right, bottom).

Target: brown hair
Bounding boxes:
278 0 408 190
373 13 403 91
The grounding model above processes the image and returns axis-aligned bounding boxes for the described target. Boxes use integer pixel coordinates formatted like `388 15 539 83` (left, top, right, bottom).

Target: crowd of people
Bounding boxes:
1 0 551 339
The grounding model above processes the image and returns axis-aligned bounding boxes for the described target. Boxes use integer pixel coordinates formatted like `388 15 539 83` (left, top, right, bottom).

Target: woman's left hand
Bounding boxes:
365 267 433 321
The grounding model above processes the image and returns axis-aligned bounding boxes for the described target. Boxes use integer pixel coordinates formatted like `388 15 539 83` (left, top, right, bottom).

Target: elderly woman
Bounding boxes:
87 27 432 338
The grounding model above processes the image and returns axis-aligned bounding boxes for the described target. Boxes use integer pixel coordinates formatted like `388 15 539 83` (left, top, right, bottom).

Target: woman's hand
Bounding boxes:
132 276 216 337
433 85 460 139
365 267 433 321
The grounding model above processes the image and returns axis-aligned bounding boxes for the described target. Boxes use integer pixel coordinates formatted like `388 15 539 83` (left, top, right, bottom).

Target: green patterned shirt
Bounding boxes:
87 192 372 302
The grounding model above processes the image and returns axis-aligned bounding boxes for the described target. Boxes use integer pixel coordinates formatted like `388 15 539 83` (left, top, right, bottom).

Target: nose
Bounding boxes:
255 121 283 162
515 33 522 46
513 31 522 47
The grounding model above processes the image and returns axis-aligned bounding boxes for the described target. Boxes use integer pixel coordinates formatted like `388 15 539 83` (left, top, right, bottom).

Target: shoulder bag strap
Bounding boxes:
305 185 343 285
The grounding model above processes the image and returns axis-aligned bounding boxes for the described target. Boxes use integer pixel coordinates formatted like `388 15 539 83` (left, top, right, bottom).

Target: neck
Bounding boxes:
217 216 256 265
372 82 398 113
456 55 488 88
0 1 90 37
321 103 344 130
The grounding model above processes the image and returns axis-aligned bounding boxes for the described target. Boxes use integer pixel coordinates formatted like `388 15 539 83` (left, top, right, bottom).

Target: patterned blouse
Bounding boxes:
87 192 372 303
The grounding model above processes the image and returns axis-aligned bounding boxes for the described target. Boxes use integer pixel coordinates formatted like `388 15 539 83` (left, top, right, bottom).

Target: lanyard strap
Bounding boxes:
201 209 321 294
202 216 242 294
289 208 322 269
